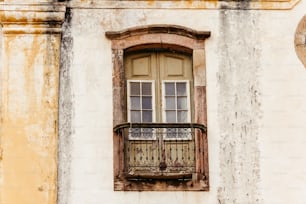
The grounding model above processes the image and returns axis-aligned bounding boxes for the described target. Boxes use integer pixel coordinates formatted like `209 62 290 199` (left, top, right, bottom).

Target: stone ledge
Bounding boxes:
0 3 67 34
68 0 301 10
0 3 66 12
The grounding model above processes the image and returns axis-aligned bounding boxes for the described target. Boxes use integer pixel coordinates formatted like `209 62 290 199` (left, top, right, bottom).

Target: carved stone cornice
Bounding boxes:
0 3 67 34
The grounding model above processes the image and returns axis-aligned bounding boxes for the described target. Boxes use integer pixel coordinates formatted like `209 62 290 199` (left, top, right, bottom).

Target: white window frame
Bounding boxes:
127 80 156 140
162 80 192 140
162 80 191 123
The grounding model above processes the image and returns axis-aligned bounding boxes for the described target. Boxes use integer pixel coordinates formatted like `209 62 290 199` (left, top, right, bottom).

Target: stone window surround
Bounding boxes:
106 25 211 191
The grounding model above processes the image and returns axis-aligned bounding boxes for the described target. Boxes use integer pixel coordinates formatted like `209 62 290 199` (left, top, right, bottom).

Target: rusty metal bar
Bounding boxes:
113 122 206 133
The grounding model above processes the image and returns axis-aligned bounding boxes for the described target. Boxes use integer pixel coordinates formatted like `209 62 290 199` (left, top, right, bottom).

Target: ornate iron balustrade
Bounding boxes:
114 123 206 180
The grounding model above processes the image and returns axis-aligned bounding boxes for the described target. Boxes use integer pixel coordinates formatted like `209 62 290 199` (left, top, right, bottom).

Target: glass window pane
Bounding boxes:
142 83 152 95
131 111 141 122
177 97 187 109
130 82 140 95
165 83 175 96
166 111 176 122
177 82 187 96
142 96 152 109
177 111 188 122
130 96 140 110
142 111 152 122
165 97 175 110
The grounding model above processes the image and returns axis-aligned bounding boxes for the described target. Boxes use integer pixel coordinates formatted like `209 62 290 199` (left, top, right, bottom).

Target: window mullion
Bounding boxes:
140 82 143 123
175 82 178 123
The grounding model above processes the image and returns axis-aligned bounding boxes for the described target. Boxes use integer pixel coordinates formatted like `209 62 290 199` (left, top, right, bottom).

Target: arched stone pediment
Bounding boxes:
105 25 211 51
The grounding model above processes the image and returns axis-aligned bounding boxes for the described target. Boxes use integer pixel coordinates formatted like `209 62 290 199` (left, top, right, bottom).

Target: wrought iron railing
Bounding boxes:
114 123 206 180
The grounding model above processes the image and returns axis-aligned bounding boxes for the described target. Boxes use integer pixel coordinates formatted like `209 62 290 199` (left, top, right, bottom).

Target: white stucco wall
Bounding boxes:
260 6 306 204
58 1 306 203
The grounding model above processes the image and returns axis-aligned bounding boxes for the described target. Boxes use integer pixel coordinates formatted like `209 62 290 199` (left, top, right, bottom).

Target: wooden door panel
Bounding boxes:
131 55 151 76
160 53 192 80
164 55 185 77
125 53 157 80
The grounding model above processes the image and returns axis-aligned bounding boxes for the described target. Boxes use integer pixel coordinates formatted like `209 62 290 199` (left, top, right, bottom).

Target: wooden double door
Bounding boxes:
124 51 195 177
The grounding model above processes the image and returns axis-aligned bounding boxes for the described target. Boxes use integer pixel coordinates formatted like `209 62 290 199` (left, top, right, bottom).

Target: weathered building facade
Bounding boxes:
0 0 306 203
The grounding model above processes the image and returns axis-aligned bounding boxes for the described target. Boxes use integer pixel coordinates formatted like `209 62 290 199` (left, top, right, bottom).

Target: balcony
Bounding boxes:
113 123 206 181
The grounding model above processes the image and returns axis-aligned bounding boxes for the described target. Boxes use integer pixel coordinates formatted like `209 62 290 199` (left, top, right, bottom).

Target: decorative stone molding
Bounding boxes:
106 24 211 52
0 3 67 34
295 15 306 68
106 25 211 41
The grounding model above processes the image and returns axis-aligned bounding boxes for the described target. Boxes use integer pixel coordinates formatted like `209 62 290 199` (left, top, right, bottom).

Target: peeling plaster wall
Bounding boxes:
217 8 262 204
1 34 60 204
58 1 306 204
58 8 74 204
0 3 65 204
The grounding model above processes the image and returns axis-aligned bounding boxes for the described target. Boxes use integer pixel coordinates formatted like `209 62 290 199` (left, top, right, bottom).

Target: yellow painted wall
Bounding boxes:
0 34 61 204
0 3 65 203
